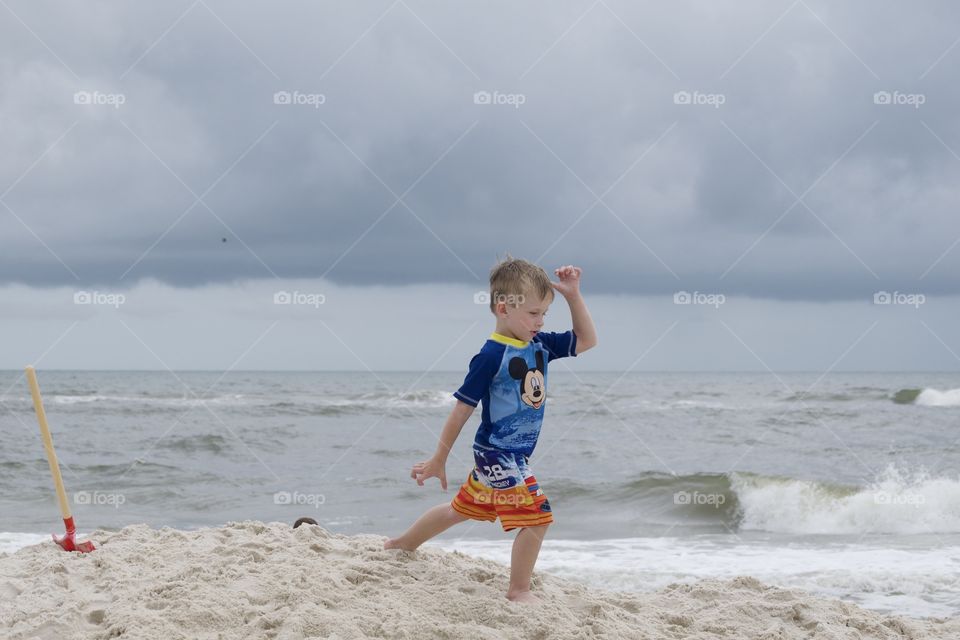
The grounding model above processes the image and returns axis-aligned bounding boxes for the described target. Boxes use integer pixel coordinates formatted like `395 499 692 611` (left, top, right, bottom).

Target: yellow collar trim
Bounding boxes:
490 332 529 348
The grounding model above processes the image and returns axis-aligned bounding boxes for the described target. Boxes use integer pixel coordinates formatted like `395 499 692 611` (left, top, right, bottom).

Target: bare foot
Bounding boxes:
506 590 540 604
383 537 416 551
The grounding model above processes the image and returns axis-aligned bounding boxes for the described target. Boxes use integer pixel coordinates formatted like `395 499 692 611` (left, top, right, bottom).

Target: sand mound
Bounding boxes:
1 521 957 639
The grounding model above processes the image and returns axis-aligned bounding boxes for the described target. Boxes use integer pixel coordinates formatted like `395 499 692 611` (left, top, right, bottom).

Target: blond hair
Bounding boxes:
488 254 554 313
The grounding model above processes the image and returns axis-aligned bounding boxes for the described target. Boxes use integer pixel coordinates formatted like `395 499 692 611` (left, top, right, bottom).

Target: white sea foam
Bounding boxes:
0 532 51 555
731 467 960 535
436 536 960 618
915 388 960 407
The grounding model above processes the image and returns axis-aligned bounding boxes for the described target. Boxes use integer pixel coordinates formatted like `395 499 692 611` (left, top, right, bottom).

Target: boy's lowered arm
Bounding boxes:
434 400 475 463
411 400 475 490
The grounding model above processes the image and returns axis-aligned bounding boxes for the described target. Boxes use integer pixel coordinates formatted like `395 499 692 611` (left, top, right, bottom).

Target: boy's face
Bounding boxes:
497 293 553 340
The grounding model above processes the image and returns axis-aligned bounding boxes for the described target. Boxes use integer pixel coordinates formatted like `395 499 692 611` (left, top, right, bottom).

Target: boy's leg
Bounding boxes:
384 503 469 551
507 523 549 603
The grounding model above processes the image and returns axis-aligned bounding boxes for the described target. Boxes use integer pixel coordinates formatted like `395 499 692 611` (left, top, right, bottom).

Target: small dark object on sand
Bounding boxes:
293 517 319 528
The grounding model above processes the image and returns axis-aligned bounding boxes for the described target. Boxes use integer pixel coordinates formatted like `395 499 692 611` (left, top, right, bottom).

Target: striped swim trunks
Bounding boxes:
450 446 553 531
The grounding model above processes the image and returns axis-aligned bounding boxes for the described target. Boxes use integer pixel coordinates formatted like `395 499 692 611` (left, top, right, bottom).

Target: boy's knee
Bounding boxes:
447 505 468 521
519 523 549 537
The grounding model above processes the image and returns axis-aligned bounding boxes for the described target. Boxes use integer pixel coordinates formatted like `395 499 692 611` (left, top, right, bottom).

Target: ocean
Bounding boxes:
1 370 959 618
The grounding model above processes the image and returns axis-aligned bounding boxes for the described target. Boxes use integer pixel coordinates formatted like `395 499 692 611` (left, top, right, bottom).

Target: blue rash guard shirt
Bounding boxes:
453 330 577 457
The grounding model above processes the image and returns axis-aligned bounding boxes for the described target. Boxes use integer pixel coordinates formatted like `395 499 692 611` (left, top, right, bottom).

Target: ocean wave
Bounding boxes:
156 434 231 453
916 388 960 407
731 467 960 534
258 391 454 416
623 400 733 412
2 393 250 407
3 389 457 415
381 390 456 409
550 472 742 525
116 394 243 406
893 388 923 404
259 401 362 417
552 468 960 535
781 392 857 403
669 400 732 410
893 387 960 406
49 460 225 484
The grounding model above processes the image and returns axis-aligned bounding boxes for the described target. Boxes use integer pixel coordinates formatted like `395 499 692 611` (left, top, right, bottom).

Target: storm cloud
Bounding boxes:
2 1 959 300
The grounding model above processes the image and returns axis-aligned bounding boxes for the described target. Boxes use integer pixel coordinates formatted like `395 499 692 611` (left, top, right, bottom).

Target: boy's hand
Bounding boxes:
551 265 583 298
411 456 448 490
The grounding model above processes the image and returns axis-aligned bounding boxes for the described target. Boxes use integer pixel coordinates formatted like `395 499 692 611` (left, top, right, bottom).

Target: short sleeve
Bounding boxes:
535 330 578 362
453 351 500 407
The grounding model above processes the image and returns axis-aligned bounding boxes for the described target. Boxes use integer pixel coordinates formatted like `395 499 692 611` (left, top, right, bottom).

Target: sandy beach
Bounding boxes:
1 521 957 640
4 0 960 635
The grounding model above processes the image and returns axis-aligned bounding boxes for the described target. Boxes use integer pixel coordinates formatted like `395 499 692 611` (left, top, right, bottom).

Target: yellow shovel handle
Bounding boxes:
25 366 72 521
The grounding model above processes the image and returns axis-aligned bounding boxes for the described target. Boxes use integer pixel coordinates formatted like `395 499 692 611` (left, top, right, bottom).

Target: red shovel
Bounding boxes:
25 366 96 553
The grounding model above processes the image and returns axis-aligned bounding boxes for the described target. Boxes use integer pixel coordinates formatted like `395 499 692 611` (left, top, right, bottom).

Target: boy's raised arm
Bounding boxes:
552 265 597 353
411 400 475 490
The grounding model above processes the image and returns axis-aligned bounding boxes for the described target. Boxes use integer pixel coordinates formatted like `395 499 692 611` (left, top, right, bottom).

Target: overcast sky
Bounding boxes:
1 1 959 371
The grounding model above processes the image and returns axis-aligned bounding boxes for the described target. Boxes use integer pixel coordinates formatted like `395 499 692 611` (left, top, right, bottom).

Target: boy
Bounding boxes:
384 257 598 603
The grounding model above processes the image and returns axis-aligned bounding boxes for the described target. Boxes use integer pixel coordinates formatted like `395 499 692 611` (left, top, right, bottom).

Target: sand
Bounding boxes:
1 521 958 640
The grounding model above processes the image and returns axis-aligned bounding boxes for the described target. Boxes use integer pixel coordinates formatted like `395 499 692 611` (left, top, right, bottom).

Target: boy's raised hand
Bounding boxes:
411 456 448 490
551 264 583 298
